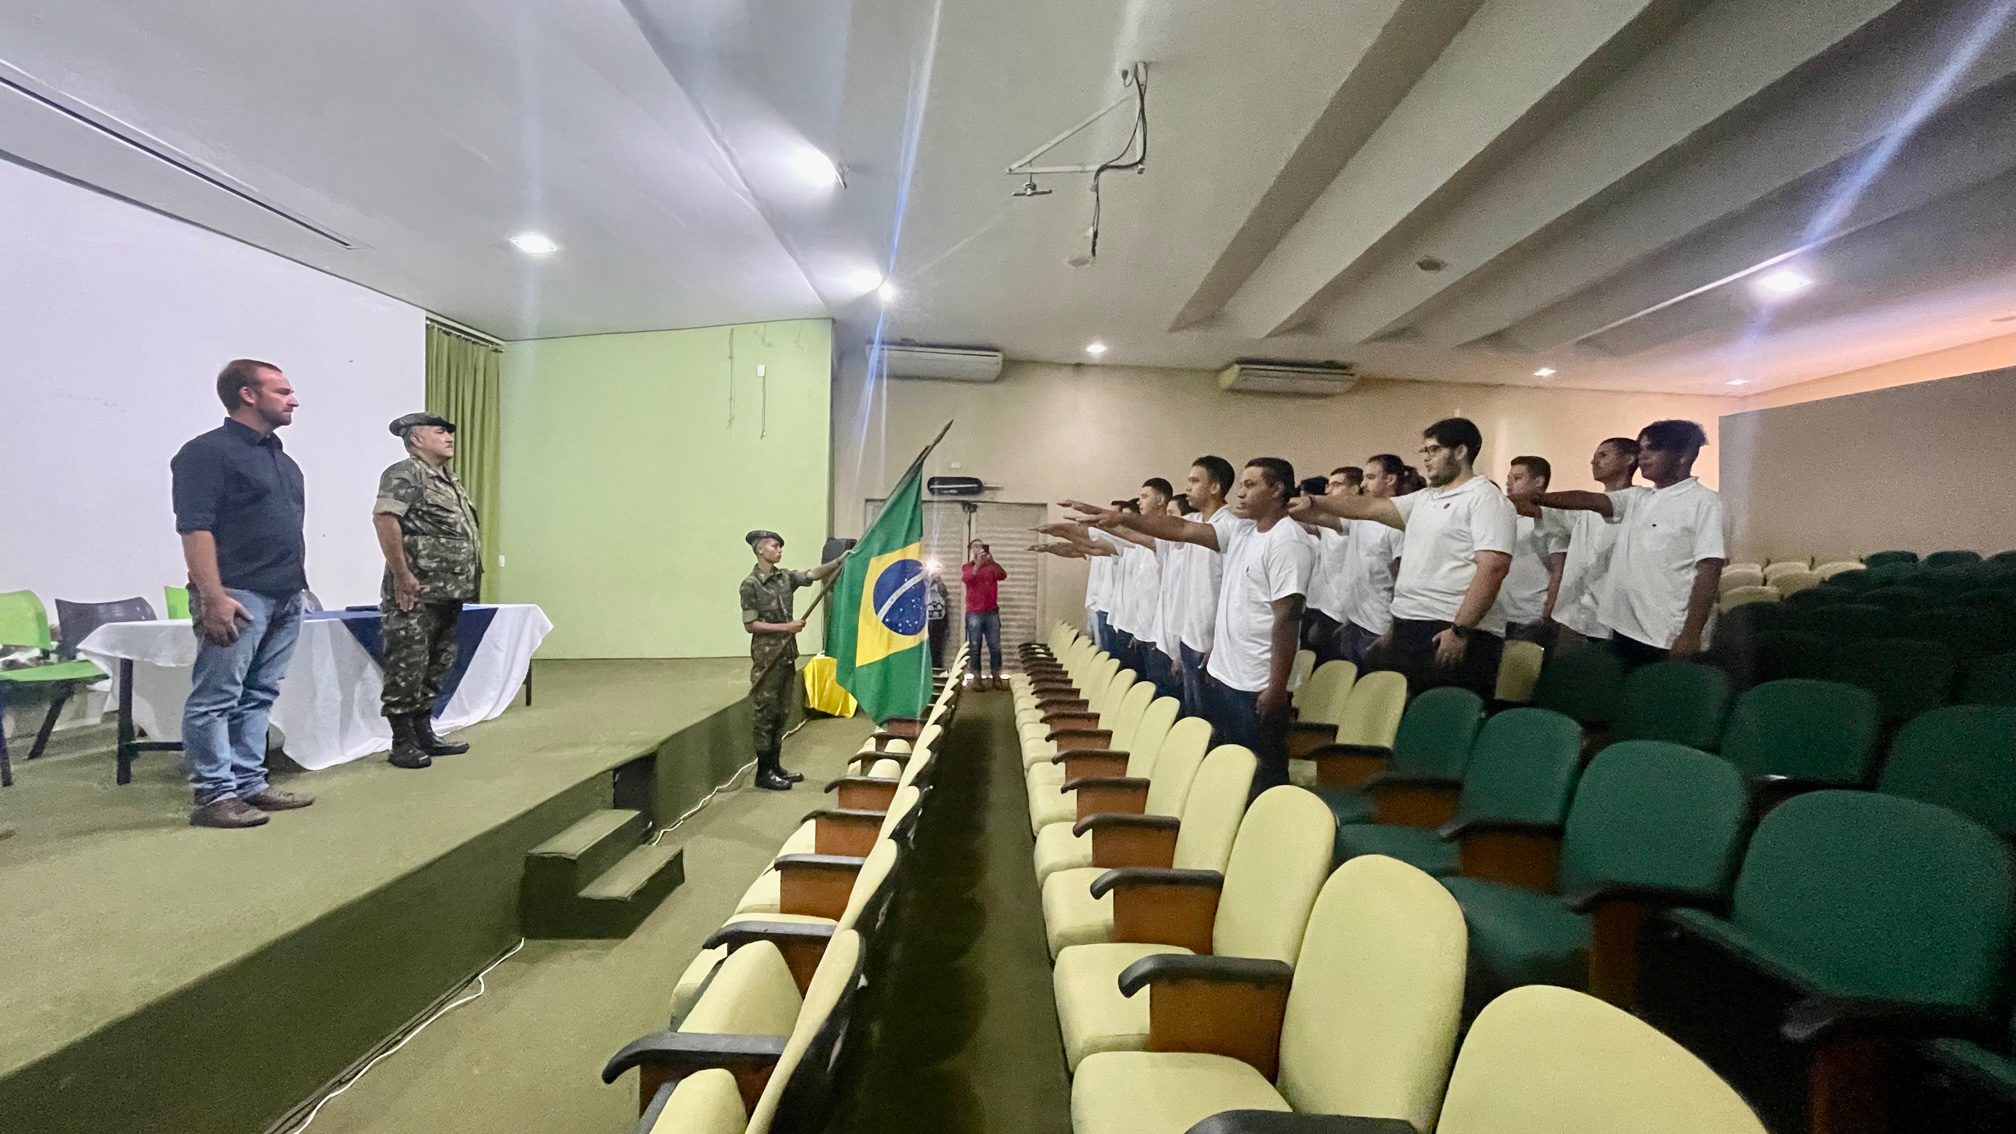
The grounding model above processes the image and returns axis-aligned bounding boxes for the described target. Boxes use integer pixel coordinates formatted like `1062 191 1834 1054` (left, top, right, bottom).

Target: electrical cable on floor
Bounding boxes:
647 716 813 846
282 936 528 1134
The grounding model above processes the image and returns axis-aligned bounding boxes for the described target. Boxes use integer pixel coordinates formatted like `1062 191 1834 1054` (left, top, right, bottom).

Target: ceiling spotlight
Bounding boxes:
789 146 846 189
876 281 899 304
1012 176 1052 198
1752 266 1814 299
1085 341 1108 357
1726 378 1750 387
509 232 559 255
1533 366 1557 378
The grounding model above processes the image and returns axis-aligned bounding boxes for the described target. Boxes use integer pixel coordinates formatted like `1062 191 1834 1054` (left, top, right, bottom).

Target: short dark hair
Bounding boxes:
216 358 279 410
1399 465 1426 494
1117 499 1141 513
1171 493 1192 514
1246 457 1296 505
1333 466 1364 485
1192 456 1235 495
1599 436 1640 457
1366 453 1405 478
1142 477 1174 500
1510 455 1552 485
1423 417 1484 465
1298 475 1330 498
1639 420 1708 458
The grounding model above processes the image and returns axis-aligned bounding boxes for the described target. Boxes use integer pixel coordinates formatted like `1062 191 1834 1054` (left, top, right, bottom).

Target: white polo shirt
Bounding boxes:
1309 525 1352 623
1090 529 1127 628
1335 519 1404 636
1390 476 1520 635
1600 477 1727 649
1541 487 1648 640
1153 535 1186 658
1206 516 1318 693
1085 538 1113 614
1493 514 1567 627
1117 540 1161 643
1178 509 1242 654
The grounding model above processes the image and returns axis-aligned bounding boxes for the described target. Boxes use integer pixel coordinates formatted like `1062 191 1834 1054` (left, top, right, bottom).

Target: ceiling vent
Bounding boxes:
877 344 1005 383
1217 360 1360 397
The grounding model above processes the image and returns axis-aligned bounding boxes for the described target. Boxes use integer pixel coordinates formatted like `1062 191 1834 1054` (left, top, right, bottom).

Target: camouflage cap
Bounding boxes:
388 413 456 436
746 530 784 549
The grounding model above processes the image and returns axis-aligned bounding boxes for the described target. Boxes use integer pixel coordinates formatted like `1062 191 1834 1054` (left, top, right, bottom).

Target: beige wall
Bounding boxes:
1719 365 2016 565
832 360 1726 629
1737 331 2016 413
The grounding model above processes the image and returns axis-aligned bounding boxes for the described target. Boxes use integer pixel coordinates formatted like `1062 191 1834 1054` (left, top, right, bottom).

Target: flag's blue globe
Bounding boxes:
870 557 928 636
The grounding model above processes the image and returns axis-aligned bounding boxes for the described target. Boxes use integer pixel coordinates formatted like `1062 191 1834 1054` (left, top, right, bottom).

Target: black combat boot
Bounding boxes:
387 713 432 769
779 745 805 783
412 713 469 756
754 744 791 791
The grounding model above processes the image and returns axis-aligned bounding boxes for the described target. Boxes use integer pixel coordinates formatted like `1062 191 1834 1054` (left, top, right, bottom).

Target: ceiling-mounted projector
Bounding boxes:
927 476 986 497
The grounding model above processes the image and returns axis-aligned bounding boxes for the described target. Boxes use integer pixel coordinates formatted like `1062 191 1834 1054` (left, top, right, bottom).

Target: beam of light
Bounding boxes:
853 0 946 498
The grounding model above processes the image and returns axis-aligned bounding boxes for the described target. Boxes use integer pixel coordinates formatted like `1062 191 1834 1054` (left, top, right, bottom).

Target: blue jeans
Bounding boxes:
965 610 1002 676
184 588 303 805
1202 673 1291 798
1336 620 1384 666
1093 611 1113 654
1179 643 1208 719
1147 646 1184 704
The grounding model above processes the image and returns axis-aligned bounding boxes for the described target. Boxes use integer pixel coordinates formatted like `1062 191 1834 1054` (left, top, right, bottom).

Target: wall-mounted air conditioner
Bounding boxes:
877 344 1005 383
1217 360 1359 397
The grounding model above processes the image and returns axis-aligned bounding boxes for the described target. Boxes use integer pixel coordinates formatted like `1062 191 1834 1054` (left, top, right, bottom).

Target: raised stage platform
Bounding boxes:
0 658 762 1134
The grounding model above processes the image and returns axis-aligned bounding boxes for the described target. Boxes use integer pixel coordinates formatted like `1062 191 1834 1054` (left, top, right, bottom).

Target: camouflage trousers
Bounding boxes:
750 653 797 754
382 600 462 716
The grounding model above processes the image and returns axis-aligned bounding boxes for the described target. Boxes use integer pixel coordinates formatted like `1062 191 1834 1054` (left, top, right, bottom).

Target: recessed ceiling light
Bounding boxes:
789 147 845 189
876 281 898 304
1533 366 1557 378
1085 341 1108 357
1726 378 1750 387
1752 266 1814 299
509 232 559 255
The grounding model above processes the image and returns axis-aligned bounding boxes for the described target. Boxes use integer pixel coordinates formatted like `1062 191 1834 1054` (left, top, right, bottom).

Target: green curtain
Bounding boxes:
425 322 503 598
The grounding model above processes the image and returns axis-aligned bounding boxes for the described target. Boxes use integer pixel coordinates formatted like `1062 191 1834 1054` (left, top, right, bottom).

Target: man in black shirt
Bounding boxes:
169 359 315 828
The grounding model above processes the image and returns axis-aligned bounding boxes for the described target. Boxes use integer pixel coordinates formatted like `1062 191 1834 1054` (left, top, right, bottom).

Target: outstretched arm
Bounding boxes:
1063 500 1219 549
803 550 850 583
1291 492 1403 530
1524 490 1613 518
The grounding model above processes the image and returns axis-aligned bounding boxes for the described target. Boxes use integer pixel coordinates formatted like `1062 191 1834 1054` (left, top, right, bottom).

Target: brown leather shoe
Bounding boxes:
243 790 314 811
190 798 270 829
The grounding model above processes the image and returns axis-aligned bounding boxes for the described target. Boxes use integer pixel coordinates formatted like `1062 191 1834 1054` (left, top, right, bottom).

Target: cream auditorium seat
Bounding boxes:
1283 660 1358 758
1068 855 1467 1134
730 785 921 919
1025 675 1152 772
1718 585 1780 613
1771 569 1821 596
1814 560 1864 581
1762 560 1811 585
1291 670 1408 789
1719 566 1766 593
1027 694 1179 839
1020 668 1132 758
1030 716 1213 886
1051 786 1334 1071
1041 745 1255 957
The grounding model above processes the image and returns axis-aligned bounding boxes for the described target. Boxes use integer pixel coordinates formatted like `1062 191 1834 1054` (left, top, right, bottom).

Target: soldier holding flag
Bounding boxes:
740 531 848 790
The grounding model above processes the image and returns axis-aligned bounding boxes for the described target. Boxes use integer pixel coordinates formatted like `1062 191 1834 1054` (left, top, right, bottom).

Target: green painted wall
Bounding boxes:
497 319 833 658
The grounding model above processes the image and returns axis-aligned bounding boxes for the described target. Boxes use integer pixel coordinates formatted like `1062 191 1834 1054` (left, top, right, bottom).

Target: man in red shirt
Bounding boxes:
961 540 1008 689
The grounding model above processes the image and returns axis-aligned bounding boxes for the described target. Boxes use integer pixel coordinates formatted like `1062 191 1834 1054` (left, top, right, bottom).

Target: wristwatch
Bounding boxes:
1448 624 1474 639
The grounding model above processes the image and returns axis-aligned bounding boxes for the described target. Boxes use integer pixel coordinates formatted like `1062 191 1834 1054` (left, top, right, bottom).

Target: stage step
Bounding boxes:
520 810 686 938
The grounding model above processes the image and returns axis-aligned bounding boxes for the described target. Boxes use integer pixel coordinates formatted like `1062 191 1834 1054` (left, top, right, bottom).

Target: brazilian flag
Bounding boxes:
828 463 930 723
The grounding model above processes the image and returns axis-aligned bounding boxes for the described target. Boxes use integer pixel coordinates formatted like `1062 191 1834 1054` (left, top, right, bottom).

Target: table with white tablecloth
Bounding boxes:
78 603 552 772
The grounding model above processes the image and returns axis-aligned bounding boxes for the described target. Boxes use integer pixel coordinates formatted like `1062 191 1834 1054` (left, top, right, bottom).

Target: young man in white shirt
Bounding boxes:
1497 456 1567 642
1519 420 1725 667
1301 453 1406 664
1526 437 1643 645
1067 457 1315 793
1296 418 1516 697
1172 456 1238 717
1301 467 1363 663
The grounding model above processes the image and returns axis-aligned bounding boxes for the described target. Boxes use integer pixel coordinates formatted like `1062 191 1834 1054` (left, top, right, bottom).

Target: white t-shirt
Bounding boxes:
1117 540 1161 642
1493 514 1566 627
1179 509 1242 654
1085 539 1113 613
1335 519 1403 635
1600 477 1727 649
1153 536 1186 658
1308 525 1351 622
1541 487 1649 640
1090 529 1127 626
1206 517 1318 694
1390 477 1520 635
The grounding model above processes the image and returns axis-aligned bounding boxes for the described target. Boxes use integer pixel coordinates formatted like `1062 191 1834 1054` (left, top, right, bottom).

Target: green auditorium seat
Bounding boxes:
1803 602 1897 640
1187 985 1767 1134
1530 646 1625 729
1863 585 1939 611
1752 628 1834 682
1925 550 1984 569
1612 660 1729 749
1962 651 2016 706
1704 602 1785 689
1333 708 1582 878
1068 856 1467 1134
1050 786 1334 1071
1310 686 1483 835
1440 741 1747 1011
1863 550 1920 569
1640 791 2015 1134
1717 679 1881 806
1829 637 1957 723
1878 705 2016 839
1891 1007 2016 1134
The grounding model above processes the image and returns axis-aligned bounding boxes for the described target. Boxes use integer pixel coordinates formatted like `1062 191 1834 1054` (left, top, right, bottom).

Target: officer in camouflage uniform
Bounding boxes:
741 530 847 791
374 413 482 769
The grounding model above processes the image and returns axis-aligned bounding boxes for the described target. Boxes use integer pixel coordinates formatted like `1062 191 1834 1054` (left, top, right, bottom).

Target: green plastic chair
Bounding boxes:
1863 586 1939 611
1863 550 1921 569
1613 661 1730 750
164 586 191 620
1925 550 1984 570
1314 685 1483 834
1334 708 1582 877
1878 705 2016 839
0 590 108 786
1531 646 1626 728
1803 603 1897 641
1962 652 2016 707
1718 679 1881 795
1829 638 1957 723
1643 791 2013 1133
1439 741 1747 1007
1753 629 1834 682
